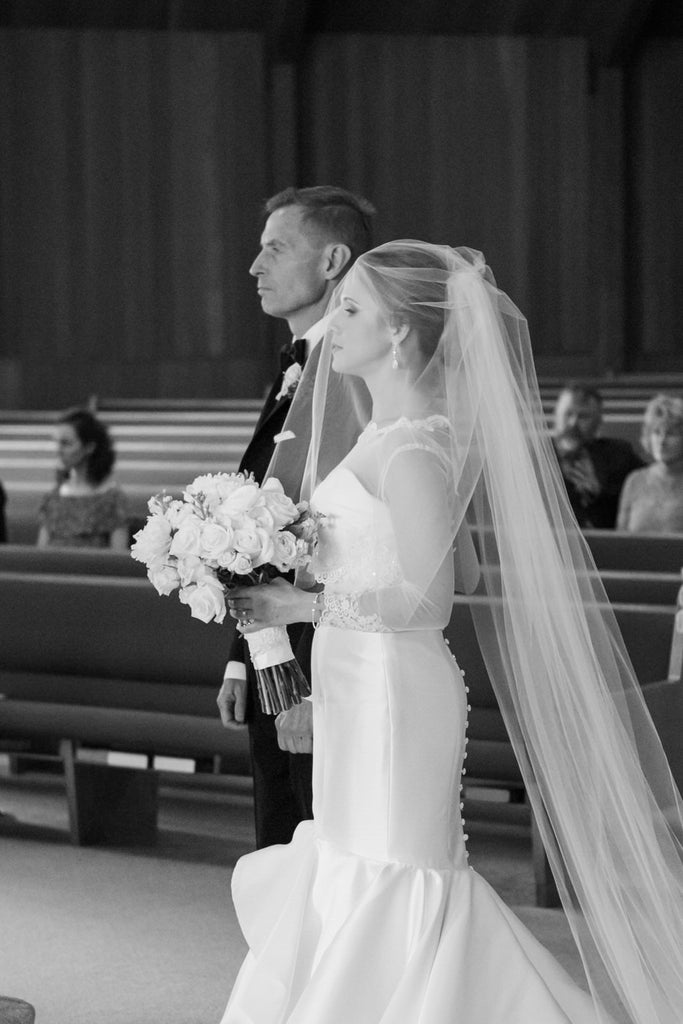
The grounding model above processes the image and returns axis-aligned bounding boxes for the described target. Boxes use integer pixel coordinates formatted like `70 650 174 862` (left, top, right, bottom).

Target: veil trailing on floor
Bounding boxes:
267 240 683 1024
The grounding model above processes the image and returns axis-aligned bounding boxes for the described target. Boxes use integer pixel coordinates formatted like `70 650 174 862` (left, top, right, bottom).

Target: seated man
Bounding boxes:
552 382 643 529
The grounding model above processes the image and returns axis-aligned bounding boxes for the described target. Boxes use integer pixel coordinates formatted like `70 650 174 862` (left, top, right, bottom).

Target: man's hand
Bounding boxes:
275 700 313 754
564 454 600 497
217 675 248 729
227 578 315 633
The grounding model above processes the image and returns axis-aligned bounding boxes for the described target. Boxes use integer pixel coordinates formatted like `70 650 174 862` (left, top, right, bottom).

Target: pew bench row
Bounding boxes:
0 570 250 845
1 539 682 599
1 565 681 906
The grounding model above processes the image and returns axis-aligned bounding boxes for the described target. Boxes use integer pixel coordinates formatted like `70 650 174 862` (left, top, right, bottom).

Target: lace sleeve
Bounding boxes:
318 592 387 632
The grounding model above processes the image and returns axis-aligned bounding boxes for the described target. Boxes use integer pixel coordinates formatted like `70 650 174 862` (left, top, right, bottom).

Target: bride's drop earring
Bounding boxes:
391 342 400 370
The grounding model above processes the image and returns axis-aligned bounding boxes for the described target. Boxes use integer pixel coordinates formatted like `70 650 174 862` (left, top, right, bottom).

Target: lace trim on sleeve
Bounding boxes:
318 592 387 632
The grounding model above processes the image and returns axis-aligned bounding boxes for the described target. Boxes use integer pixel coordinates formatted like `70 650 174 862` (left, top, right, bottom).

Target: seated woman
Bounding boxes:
37 408 130 550
617 393 683 533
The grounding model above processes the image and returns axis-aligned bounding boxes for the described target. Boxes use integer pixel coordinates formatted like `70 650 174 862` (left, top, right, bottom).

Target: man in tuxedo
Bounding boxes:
552 382 643 529
217 185 376 848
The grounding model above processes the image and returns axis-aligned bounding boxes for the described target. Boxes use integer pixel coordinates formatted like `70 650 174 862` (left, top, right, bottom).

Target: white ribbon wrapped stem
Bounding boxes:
244 625 294 670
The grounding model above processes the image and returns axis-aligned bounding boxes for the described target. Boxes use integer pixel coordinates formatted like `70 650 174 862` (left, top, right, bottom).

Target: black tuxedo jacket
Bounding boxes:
239 368 298 485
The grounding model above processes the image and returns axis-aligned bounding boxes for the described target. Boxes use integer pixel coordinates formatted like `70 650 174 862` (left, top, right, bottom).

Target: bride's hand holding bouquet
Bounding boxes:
130 471 323 714
225 576 320 634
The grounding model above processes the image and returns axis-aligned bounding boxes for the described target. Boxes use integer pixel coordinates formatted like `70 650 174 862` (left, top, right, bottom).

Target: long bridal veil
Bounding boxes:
268 241 683 1024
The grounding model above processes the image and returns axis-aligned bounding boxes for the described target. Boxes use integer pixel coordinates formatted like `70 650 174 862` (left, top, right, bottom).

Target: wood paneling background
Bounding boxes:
0 30 270 407
300 35 593 371
631 35 683 371
0 29 681 408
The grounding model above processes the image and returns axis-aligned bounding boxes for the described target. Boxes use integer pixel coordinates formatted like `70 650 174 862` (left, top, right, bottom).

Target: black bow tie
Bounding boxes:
280 338 307 371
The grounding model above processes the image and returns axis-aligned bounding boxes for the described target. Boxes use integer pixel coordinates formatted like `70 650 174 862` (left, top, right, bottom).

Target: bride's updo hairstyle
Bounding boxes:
354 244 448 364
353 242 501 385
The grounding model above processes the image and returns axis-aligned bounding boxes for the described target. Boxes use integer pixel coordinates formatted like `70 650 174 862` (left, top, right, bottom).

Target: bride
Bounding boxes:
222 242 683 1023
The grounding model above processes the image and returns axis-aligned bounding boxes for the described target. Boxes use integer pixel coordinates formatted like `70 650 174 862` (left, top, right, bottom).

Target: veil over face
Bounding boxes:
267 240 683 1024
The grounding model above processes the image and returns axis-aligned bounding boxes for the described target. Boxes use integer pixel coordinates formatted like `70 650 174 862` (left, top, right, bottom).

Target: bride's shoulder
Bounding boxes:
352 416 451 494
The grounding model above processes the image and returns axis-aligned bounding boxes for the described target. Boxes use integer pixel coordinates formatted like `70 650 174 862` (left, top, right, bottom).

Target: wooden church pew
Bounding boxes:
0 570 249 845
584 530 683 573
0 543 146 577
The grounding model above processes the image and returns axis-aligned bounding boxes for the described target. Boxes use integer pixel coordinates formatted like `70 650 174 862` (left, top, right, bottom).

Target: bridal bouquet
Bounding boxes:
130 471 322 714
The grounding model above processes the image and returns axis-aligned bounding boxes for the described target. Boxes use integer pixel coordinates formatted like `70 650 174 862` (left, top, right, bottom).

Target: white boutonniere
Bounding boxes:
276 361 303 401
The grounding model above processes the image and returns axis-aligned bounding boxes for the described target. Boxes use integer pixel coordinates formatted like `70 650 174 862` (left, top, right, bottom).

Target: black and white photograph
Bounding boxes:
0 3 682 1022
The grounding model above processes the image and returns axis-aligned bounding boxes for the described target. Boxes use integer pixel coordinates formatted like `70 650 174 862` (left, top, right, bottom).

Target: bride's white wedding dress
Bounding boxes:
222 418 598 1024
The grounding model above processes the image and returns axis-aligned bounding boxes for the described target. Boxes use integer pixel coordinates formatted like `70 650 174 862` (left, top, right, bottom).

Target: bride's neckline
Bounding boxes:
361 413 450 437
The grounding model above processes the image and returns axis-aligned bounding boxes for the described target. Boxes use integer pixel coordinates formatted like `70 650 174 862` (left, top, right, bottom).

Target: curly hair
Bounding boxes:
641 393 683 457
58 407 116 485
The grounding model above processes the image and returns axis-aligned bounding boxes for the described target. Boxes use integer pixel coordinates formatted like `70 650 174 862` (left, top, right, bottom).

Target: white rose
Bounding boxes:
224 551 253 575
131 515 172 565
169 517 203 558
216 547 238 569
252 528 275 568
147 562 181 596
261 479 298 529
200 522 234 562
179 579 227 624
271 530 299 571
235 522 274 565
250 505 275 531
219 483 262 518
233 527 263 558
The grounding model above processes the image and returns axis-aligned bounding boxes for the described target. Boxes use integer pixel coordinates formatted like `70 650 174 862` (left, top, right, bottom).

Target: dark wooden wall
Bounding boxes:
0 30 271 407
630 35 683 371
301 35 596 372
0 29 681 408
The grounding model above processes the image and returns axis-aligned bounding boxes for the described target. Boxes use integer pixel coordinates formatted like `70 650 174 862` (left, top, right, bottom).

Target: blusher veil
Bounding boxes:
268 240 683 1023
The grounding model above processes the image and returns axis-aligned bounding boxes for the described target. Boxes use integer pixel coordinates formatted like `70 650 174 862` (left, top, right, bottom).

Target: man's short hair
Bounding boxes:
558 381 603 408
264 185 376 263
